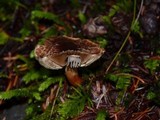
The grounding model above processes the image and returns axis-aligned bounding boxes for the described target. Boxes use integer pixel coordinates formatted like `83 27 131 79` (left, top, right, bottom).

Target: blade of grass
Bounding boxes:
105 0 144 73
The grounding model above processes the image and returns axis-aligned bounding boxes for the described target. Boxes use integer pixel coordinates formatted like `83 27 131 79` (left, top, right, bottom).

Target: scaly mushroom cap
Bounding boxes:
34 36 105 70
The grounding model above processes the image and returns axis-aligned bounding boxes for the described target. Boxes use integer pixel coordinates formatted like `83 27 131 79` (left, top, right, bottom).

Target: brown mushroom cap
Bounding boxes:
35 36 105 70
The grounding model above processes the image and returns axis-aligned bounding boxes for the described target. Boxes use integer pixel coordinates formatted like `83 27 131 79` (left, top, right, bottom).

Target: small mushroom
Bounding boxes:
34 36 105 86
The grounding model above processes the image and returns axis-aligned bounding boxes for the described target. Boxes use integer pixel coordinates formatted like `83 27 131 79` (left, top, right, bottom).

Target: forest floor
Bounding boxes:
0 0 160 120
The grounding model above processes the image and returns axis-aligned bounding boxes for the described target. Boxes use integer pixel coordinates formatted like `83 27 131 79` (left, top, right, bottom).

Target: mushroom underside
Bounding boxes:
34 36 105 86
38 50 103 70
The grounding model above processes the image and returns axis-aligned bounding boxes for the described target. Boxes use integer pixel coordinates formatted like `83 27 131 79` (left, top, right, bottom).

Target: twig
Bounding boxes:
116 73 145 83
50 81 62 119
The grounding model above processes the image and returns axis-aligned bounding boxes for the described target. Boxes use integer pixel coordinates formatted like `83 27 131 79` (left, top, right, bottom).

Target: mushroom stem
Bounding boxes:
65 66 83 86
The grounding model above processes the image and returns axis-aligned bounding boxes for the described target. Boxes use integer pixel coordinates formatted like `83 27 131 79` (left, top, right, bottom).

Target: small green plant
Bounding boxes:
1 0 159 119
78 11 86 24
146 91 156 100
0 30 9 45
0 61 64 119
103 0 133 25
39 77 64 92
146 80 160 106
144 59 160 74
96 37 108 48
105 73 131 105
106 73 131 90
0 87 41 100
96 109 109 120
31 10 64 25
58 95 86 119
58 87 92 119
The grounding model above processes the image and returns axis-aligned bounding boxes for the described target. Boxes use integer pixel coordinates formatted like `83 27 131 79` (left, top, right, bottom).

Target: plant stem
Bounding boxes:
116 73 145 83
105 0 138 74
105 30 131 73
50 81 62 119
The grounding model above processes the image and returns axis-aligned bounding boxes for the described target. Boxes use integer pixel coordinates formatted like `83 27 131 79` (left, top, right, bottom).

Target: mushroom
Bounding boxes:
34 36 105 86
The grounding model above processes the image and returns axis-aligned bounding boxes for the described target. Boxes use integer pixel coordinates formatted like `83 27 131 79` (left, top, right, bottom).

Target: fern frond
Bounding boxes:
32 92 41 100
0 88 29 100
106 73 131 90
58 96 86 119
96 109 108 120
0 87 41 100
38 76 64 92
31 10 64 25
23 68 50 84
23 70 41 84
116 76 131 90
